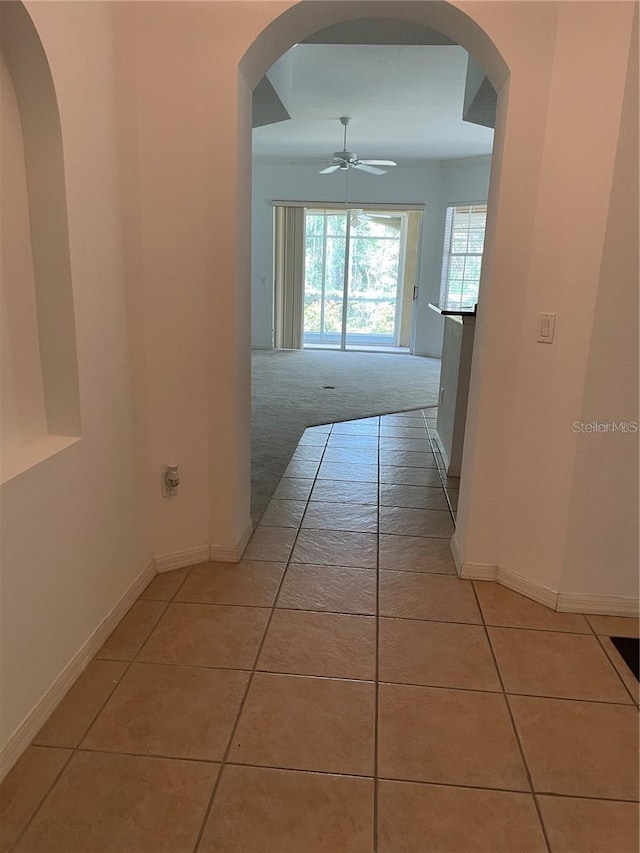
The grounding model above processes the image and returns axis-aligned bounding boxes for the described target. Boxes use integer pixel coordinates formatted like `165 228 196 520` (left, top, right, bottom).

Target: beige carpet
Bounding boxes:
251 349 441 522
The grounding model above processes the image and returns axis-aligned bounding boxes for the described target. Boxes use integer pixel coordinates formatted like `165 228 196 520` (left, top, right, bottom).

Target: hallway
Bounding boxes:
1 410 638 852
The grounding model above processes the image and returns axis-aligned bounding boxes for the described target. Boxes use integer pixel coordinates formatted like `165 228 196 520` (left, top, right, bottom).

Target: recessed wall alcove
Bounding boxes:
0 1 80 482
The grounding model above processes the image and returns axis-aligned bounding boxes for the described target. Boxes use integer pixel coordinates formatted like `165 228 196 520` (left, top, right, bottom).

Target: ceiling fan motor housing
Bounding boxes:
334 150 357 163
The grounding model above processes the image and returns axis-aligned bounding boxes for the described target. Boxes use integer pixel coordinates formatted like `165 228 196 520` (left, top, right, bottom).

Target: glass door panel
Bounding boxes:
303 212 346 348
345 214 403 349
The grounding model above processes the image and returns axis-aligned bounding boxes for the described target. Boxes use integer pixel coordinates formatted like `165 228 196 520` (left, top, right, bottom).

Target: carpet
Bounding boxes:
251 349 441 522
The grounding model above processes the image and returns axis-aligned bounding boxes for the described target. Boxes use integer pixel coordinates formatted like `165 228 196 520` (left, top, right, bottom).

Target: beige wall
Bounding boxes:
561 6 639 603
455 0 637 606
1 0 637 777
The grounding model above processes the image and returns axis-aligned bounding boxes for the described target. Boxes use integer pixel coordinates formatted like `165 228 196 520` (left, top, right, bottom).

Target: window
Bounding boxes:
439 203 487 311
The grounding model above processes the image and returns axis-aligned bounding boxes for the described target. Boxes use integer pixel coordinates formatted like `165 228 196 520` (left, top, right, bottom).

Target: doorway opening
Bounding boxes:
246 9 503 522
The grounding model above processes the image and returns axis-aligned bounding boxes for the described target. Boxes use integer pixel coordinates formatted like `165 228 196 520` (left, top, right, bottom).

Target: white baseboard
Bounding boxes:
497 566 558 609
154 545 210 574
0 559 155 784
155 523 255 572
456 558 634 614
209 519 254 563
431 430 449 470
557 592 639 617
459 561 498 582
460 560 557 608
432 430 461 477
449 534 464 575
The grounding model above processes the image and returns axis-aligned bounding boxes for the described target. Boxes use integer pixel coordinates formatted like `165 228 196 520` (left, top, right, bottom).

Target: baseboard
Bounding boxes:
557 592 639 617
497 566 558 609
458 550 636 616
154 545 210 574
0 559 155 784
459 561 498 581
431 430 461 476
459 561 557 608
449 534 464 574
431 430 449 470
209 519 254 563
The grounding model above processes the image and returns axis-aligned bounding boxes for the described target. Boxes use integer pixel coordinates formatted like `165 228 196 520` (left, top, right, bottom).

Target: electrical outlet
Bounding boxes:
162 465 180 497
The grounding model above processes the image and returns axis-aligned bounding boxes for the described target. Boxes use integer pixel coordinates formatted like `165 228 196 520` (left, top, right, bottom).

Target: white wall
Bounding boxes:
0 0 148 768
251 156 491 355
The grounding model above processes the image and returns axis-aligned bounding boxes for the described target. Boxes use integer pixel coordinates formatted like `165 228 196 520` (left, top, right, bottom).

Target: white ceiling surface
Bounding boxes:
253 44 494 163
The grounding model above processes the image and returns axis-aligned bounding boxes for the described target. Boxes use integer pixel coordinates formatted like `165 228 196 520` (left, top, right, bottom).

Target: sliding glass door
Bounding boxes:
303 212 346 349
303 209 406 350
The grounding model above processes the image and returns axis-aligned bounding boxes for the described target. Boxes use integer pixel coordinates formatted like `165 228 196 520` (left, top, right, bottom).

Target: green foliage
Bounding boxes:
303 211 401 342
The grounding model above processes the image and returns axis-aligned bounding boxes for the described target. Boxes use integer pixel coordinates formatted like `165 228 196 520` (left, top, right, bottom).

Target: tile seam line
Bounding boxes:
190 419 336 853
470 580 553 853
587 619 639 708
13 747 639 804
6 584 181 853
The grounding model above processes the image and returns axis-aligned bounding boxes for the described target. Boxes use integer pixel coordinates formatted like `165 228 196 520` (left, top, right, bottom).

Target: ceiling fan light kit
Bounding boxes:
319 116 397 176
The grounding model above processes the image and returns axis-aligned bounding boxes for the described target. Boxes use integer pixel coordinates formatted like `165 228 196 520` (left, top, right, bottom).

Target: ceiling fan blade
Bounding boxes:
319 164 341 175
358 160 397 167
353 163 387 175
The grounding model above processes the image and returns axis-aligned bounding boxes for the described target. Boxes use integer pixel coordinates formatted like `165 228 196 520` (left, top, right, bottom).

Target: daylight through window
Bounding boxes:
439 203 487 311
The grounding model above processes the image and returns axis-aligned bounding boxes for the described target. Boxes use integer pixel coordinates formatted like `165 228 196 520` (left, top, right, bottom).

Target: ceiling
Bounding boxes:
252 43 494 164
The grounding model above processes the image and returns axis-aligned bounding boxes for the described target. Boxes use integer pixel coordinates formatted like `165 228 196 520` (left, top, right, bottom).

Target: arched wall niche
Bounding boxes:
0 0 80 482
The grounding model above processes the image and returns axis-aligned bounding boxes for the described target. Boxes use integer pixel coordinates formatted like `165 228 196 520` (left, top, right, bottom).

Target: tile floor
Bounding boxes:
2 409 639 852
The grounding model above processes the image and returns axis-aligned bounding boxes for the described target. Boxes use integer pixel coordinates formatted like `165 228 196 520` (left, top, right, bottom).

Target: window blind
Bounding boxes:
439 203 487 311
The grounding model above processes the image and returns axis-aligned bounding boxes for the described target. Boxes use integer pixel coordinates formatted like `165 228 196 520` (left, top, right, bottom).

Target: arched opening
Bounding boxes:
238 1 508 541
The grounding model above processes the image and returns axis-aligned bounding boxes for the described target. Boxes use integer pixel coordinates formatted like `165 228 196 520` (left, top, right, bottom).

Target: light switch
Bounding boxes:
537 312 556 343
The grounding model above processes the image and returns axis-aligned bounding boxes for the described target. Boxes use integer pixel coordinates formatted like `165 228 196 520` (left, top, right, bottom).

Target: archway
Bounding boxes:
236 0 509 552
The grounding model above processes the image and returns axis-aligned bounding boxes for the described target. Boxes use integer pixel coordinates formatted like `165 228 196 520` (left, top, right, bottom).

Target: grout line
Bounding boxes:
191 423 336 853
470 581 553 853
374 774 640 803
588 626 639 708
19 746 639 806
7 572 185 853
6 749 74 853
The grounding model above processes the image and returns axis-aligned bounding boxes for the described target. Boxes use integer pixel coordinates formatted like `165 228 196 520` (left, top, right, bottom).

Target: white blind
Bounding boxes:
439 203 487 311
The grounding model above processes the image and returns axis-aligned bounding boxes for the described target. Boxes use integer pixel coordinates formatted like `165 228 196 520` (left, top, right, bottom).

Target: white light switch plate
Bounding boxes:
537 312 556 343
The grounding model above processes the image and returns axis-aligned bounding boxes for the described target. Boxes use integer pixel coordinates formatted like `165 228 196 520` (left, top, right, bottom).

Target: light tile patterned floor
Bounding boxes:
2 410 639 852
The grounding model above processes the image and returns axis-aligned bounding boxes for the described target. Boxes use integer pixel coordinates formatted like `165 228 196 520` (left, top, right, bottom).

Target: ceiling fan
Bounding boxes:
319 117 397 176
